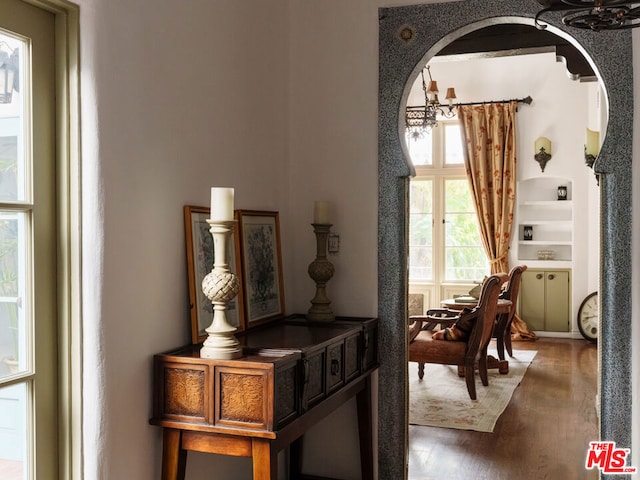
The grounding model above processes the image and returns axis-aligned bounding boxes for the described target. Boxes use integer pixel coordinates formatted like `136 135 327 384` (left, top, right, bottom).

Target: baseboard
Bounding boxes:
533 331 582 340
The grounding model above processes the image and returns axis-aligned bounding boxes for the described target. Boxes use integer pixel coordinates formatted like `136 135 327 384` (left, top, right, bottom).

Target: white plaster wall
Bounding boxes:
74 0 639 479
79 1 289 478
287 3 379 478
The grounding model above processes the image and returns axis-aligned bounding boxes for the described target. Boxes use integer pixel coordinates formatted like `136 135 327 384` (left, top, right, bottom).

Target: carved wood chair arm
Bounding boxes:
408 319 423 343
408 312 452 343
425 308 459 317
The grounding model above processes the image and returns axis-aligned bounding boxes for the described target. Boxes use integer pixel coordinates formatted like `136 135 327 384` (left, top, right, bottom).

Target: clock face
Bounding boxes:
578 292 598 343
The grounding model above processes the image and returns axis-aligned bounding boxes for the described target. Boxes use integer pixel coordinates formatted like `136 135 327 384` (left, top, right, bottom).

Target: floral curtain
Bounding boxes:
458 102 535 341
457 101 517 275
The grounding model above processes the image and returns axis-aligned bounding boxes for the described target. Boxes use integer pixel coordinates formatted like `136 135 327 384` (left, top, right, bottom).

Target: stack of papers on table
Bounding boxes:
453 296 478 303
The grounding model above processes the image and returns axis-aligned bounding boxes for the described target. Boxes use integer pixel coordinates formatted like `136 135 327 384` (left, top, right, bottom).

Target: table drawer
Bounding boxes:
152 349 300 432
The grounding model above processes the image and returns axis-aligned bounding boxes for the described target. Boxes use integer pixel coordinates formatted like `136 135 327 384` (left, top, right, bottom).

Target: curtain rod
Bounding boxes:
453 95 533 108
406 95 533 111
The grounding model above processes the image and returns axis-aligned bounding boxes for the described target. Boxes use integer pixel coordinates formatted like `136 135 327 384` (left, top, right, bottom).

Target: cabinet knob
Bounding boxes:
548 274 555 280
536 273 543 280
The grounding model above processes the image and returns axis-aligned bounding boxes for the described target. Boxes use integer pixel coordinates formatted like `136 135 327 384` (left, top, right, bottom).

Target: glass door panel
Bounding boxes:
0 27 31 480
409 179 433 281
444 178 487 281
0 383 28 479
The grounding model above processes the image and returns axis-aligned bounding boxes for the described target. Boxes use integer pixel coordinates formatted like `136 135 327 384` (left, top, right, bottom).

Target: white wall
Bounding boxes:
73 0 639 479
79 0 289 478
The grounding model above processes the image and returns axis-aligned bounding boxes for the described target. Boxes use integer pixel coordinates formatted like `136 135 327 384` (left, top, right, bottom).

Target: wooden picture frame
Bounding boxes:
236 210 285 327
184 205 245 344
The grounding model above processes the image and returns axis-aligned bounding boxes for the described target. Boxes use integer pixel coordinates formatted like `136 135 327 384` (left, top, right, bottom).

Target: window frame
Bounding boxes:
408 119 488 306
0 2 82 479
50 3 82 479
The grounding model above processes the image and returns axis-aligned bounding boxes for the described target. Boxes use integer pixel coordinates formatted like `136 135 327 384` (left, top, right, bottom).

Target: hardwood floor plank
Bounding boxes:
408 338 598 480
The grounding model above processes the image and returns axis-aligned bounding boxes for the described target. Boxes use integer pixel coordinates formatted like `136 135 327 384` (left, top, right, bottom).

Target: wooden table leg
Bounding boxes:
252 438 277 480
162 428 187 480
289 437 303 479
356 377 374 480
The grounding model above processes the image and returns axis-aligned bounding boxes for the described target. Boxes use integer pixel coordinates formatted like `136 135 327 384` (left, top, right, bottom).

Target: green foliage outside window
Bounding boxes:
445 179 487 281
409 177 488 283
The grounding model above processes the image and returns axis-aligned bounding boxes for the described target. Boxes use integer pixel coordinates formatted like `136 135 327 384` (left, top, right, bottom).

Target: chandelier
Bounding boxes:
405 65 456 138
535 0 640 31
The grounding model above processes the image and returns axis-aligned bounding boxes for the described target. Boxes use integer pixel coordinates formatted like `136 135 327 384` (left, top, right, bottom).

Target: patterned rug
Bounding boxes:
409 349 537 432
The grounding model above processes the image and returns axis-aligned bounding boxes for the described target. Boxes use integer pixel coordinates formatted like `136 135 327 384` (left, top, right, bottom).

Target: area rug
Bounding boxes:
409 349 537 433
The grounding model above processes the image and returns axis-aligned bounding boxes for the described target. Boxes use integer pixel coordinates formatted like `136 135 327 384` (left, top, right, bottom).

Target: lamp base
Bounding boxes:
200 330 242 360
307 302 335 322
307 223 335 322
199 220 242 360
307 313 335 322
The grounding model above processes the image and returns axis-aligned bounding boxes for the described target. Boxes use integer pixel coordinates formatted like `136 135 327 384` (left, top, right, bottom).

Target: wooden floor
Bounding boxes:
408 338 599 480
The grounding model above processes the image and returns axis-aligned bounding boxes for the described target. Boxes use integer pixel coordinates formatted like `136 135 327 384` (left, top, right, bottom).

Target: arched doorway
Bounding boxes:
378 3 633 479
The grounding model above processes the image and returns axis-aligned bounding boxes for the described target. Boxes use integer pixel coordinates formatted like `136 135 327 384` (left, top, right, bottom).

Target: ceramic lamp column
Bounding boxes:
307 223 335 322
200 220 242 359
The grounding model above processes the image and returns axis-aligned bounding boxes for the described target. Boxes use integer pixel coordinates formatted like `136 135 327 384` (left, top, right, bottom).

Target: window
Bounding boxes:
408 121 488 305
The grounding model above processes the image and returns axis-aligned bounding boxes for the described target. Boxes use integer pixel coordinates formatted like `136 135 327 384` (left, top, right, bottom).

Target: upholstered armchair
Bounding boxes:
408 273 506 400
493 265 527 360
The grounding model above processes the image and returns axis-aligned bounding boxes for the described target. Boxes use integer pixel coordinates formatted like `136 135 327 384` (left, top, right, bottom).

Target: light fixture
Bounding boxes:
200 187 242 359
534 136 552 172
405 65 456 138
0 42 18 104
308 201 335 322
585 129 600 167
535 0 640 31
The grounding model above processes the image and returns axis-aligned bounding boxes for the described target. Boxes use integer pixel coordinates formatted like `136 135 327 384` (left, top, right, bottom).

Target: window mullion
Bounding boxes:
434 177 445 291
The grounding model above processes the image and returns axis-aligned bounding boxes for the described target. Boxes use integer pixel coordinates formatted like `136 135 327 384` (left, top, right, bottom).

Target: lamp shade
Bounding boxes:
210 187 234 221
586 129 600 157
313 201 330 224
535 136 552 155
445 88 456 101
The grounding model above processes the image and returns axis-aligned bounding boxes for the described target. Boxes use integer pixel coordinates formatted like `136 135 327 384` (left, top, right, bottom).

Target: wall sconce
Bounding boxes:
534 137 552 172
585 129 600 168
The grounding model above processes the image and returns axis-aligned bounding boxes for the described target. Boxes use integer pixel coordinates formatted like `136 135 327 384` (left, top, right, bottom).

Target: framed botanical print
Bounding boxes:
184 205 245 343
236 210 285 327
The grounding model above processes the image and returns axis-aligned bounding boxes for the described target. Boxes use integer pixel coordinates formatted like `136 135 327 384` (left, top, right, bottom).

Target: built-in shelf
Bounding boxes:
519 241 572 246
517 177 573 263
521 200 573 207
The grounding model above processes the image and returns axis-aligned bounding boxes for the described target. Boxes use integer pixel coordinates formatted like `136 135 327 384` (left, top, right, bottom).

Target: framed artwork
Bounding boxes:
184 205 245 344
236 210 285 327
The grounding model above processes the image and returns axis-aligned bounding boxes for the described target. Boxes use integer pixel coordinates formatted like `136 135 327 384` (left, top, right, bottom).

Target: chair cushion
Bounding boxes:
409 330 467 365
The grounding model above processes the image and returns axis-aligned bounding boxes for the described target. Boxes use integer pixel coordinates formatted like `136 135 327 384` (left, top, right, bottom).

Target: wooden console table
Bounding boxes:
150 317 378 480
